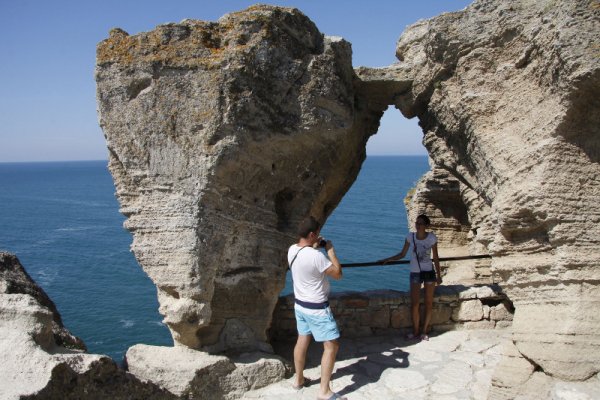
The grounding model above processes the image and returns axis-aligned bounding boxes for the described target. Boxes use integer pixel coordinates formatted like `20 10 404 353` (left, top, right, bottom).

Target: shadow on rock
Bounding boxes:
332 347 410 396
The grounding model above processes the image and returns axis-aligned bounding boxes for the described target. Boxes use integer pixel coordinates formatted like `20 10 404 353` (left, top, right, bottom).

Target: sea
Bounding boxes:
0 155 429 361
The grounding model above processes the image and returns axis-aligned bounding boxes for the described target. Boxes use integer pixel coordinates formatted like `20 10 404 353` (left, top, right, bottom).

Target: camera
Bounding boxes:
318 239 327 248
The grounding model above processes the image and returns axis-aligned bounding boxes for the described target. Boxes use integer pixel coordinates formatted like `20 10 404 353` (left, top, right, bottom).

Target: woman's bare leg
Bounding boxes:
422 282 436 334
410 282 422 336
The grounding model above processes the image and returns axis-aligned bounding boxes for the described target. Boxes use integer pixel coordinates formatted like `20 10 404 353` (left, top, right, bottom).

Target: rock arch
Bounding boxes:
96 5 380 353
358 0 600 393
96 0 600 394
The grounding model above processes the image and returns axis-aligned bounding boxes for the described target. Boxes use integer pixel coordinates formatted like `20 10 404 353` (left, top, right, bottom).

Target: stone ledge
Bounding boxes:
125 344 291 399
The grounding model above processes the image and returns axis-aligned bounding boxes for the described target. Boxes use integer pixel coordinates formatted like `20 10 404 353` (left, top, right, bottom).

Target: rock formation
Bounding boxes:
94 0 600 398
0 251 86 351
96 5 380 353
358 0 600 395
405 165 496 285
1 251 289 399
0 252 175 399
125 345 288 399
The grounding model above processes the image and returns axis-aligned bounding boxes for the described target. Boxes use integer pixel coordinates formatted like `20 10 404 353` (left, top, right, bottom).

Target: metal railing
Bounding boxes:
341 254 492 268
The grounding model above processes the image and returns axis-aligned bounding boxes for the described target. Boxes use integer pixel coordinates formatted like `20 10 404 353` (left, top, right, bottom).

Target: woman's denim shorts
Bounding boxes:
410 271 436 284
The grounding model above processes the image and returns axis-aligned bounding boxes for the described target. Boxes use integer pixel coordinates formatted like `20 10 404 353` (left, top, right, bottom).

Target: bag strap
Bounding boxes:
288 245 309 271
413 233 422 272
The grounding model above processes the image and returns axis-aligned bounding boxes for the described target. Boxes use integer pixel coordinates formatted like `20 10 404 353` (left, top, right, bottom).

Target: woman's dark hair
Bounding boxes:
416 214 431 226
297 216 321 238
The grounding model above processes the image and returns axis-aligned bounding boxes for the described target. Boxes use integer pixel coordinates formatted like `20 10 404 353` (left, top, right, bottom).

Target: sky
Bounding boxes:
0 0 472 162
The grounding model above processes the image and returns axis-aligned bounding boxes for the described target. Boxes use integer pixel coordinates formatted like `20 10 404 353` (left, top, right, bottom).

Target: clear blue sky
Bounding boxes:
0 1 471 162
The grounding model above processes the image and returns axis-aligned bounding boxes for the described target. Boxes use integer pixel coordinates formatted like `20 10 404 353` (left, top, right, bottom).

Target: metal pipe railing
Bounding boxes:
340 254 492 268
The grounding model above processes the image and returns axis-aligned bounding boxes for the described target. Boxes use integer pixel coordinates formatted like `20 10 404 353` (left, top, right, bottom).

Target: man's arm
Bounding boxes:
323 241 342 280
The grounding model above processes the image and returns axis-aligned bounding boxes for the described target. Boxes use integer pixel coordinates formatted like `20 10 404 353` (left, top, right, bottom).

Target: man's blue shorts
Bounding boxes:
294 306 340 342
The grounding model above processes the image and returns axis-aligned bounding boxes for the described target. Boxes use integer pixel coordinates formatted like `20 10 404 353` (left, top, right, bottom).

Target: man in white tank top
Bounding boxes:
287 216 346 400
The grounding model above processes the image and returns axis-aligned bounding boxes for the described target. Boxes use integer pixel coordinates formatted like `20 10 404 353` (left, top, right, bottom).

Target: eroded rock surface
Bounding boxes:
0 251 85 351
96 5 380 353
95 0 599 396
0 252 174 399
125 345 289 399
405 165 495 285
358 0 600 392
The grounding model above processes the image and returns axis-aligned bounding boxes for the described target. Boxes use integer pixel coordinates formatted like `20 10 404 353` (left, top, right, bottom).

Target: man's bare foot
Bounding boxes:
292 376 314 390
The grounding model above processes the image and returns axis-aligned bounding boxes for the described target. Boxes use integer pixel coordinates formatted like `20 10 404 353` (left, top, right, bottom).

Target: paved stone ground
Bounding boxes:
243 329 600 400
243 329 506 400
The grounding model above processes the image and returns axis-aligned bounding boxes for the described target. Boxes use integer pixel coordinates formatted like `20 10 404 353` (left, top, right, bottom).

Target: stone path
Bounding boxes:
243 329 509 400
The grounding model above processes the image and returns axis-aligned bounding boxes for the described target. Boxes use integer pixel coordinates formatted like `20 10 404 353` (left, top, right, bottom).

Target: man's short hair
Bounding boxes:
297 216 321 238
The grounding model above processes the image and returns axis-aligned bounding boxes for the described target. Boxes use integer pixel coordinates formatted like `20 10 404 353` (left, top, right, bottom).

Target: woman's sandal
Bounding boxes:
420 334 430 341
405 333 417 340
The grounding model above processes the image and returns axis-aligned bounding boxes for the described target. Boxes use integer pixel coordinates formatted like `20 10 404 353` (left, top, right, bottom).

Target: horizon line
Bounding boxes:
0 154 429 164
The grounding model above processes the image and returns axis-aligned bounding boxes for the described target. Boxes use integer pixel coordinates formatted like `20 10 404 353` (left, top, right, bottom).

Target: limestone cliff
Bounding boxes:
359 0 600 393
95 0 600 397
0 252 175 399
96 5 381 352
0 251 86 351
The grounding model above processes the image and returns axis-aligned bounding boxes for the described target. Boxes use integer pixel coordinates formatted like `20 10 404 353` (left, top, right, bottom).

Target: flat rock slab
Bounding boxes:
243 330 600 400
126 344 289 399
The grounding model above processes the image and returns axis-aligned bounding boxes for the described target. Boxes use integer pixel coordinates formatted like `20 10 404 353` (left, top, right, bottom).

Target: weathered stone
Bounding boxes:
359 307 390 328
340 296 370 309
489 341 536 398
96 4 380 353
483 305 491 320
0 252 85 351
248 329 600 399
0 253 174 400
472 369 494 400
434 285 459 302
391 306 412 329
233 353 291 391
452 300 484 322
406 168 472 250
270 287 512 338
457 285 501 300
441 257 494 287
362 289 408 306
341 326 374 337
358 0 600 386
431 360 473 395
430 304 453 325
495 320 512 330
490 302 513 322
461 320 496 330
125 344 288 399
551 377 600 400
450 351 485 368
381 368 429 392
94 0 600 393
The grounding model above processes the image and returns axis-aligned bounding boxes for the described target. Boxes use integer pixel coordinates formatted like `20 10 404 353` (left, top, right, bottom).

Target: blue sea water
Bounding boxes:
0 156 428 361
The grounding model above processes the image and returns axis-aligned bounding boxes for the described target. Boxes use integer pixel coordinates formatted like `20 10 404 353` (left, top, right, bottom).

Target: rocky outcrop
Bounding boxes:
1 251 287 399
0 252 175 399
94 0 600 396
405 165 496 285
358 0 600 392
0 252 86 351
96 5 381 353
125 345 289 399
